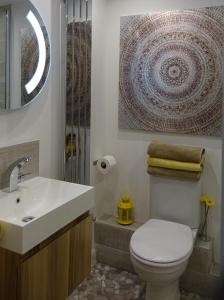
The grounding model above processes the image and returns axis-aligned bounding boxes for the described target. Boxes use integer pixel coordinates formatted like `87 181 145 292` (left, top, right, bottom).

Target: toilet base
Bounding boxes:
146 280 180 300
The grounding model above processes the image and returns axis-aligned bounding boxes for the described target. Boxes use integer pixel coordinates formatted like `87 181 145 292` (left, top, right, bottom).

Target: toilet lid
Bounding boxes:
130 219 193 264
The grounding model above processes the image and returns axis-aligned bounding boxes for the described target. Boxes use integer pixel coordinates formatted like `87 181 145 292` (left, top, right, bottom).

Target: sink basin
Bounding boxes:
0 177 94 254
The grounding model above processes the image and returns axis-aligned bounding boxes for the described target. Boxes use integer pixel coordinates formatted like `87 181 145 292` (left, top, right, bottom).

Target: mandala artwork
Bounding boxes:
119 7 224 136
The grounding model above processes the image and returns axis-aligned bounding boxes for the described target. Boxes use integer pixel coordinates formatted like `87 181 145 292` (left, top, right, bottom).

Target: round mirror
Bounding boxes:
0 0 50 111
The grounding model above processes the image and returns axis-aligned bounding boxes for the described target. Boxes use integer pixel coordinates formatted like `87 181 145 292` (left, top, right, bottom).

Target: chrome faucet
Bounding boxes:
3 156 32 192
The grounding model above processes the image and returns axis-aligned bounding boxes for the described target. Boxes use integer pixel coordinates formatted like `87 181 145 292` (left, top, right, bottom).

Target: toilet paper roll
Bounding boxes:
96 155 117 175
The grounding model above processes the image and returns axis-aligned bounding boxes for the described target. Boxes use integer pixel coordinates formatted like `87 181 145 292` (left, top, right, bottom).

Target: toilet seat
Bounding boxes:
130 219 193 266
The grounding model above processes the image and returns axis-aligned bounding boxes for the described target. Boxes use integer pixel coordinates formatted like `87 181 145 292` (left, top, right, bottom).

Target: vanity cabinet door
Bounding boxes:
19 231 70 300
68 215 92 293
0 248 20 300
0 213 92 300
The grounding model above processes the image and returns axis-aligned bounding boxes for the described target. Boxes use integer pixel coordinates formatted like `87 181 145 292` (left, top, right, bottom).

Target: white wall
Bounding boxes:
0 0 64 179
91 0 223 263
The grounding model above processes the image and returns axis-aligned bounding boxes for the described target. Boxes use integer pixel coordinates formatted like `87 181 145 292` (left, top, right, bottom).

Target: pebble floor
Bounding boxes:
68 263 212 300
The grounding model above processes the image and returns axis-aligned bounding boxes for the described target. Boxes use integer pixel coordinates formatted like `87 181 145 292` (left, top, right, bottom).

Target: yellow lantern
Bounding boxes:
117 195 134 225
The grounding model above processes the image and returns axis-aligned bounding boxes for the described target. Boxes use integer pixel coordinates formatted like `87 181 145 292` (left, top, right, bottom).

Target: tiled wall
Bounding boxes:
0 141 39 189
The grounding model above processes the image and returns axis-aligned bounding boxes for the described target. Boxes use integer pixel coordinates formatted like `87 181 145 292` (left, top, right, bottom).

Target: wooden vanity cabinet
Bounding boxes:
0 212 92 300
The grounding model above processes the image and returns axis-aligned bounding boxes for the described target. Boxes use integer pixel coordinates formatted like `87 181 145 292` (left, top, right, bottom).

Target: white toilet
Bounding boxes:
130 176 201 300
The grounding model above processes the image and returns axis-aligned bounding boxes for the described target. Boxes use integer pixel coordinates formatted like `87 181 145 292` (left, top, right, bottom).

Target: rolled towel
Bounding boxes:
147 166 202 181
147 156 204 172
148 142 205 163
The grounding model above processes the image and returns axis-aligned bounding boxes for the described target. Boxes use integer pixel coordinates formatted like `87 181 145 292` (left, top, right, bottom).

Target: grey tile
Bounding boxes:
97 215 142 231
96 244 135 273
95 215 142 252
180 267 219 298
95 222 133 252
67 263 211 300
68 263 145 300
187 239 213 274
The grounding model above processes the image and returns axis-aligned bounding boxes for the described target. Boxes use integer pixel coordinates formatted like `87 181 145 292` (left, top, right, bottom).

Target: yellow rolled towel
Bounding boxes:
147 142 205 163
147 156 204 172
147 166 202 181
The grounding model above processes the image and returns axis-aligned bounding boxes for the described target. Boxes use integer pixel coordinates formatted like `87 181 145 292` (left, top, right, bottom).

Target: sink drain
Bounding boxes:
22 216 35 223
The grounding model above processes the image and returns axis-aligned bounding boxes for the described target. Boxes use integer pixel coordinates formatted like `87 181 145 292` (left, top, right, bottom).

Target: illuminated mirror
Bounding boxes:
0 0 50 111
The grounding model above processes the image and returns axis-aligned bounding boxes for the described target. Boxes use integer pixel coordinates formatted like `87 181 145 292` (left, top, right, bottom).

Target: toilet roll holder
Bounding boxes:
93 160 107 169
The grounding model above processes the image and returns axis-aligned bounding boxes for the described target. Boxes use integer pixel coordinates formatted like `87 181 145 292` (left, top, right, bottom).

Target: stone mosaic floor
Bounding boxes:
68 263 211 300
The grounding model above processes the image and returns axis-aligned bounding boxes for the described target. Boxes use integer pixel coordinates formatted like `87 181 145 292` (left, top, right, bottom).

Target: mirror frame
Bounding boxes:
0 0 51 112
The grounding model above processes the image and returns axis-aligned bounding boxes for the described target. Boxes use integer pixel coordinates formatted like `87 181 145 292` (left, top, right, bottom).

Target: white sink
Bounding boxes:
0 177 94 254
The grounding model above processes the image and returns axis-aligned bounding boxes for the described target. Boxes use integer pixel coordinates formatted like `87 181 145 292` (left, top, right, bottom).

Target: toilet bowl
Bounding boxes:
130 219 195 300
